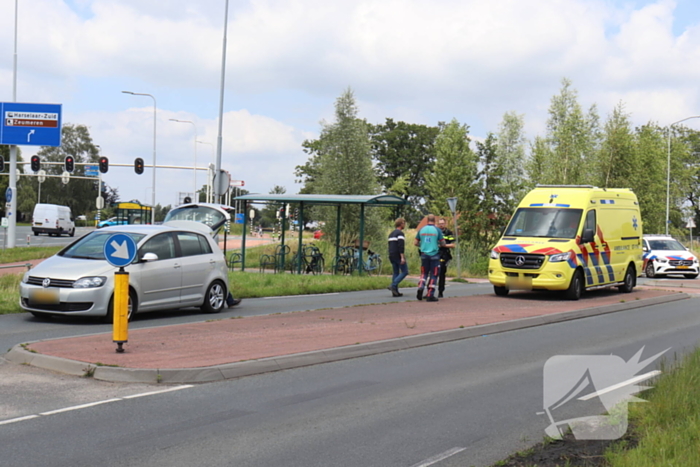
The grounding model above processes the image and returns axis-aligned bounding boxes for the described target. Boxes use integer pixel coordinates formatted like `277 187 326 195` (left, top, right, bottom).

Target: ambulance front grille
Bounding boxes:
499 253 545 270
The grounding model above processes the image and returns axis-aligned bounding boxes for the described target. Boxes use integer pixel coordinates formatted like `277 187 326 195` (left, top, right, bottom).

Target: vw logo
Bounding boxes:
515 255 526 266
42 278 51 288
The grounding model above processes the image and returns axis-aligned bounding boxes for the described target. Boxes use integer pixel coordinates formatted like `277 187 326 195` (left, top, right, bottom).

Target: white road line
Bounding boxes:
1 385 193 426
578 370 661 401
122 385 194 399
40 399 122 415
410 447 466 467
263 293 340 299
0 415 39 426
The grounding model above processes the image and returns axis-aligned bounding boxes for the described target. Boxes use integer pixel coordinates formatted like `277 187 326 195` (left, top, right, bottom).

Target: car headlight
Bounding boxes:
659 258 668 263
73 276 107 288
490 249 499 260
22 271 30 284
549 252 571 263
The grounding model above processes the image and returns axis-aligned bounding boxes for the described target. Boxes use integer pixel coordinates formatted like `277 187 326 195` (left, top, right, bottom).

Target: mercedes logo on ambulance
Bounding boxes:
515 256 526 266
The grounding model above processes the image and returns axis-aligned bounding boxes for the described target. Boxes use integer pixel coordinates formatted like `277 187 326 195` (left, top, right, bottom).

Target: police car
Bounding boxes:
643 234 699 279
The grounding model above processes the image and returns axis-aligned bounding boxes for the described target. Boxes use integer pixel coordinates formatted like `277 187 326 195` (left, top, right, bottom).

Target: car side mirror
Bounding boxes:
140 252 158 262
581 228 595 244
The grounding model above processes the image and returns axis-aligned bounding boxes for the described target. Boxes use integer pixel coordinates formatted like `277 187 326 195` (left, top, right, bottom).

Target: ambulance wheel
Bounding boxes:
645 261 656 278
618 265 635 293
494 285 509 296
565 270 584 300
684 274 699 279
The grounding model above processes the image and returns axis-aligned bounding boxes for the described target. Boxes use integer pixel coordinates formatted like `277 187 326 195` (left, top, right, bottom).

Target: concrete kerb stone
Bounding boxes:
8 292 691 384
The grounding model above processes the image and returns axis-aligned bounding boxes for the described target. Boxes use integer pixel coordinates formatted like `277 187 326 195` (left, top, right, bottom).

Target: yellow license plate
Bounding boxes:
678 265 688 269
29 288 59 305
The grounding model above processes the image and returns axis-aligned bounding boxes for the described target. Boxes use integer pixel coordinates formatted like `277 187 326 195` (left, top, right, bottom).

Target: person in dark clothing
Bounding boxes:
437 218 455 298
226 292 241 308
388 217 408 297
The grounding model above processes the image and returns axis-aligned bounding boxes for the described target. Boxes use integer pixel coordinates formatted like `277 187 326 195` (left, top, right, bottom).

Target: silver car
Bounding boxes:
19 222 230 321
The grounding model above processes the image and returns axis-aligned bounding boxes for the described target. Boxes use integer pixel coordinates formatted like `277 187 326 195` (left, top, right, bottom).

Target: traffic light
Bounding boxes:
64 155 74 173
99 156 109 173
134 157 144 175
30 155 40 172
0 156 4 172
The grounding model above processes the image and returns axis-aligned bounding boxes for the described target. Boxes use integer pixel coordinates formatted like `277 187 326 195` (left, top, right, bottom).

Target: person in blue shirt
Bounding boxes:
414 214 446 302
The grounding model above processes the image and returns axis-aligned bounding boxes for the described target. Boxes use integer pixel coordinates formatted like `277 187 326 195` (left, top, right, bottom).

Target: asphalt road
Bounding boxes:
1 281 699 466
0 225 93 249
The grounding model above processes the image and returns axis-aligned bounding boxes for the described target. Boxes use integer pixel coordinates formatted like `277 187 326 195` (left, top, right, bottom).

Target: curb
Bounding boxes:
5 292 690 384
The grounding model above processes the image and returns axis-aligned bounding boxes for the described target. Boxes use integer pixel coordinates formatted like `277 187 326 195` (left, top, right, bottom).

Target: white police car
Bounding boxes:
643 234 699 279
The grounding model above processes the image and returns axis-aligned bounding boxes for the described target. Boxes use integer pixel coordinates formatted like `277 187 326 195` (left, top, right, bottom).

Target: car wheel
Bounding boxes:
69 228 75 237
684 274 699 279
33 231 39 236
565 270 584 300
105 289 137 323
645 261 656 278
201 280 226 314
618 265 635 293
494 285 509 296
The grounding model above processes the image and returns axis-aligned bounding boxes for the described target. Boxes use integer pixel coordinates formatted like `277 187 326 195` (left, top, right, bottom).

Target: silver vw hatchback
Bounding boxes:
19 222 229 321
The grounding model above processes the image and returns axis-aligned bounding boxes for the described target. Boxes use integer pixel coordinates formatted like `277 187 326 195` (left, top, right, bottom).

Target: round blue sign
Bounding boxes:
5 187 12 203
103 233 138 268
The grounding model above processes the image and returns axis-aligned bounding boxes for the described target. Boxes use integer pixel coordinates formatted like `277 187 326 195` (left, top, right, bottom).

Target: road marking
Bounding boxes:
409 447 466 467
578 370 661 401
0 385 192 426
263 293 340 299
0 415 39 426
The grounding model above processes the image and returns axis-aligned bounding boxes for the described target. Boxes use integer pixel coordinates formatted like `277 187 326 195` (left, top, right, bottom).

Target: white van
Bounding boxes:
32 204 75 237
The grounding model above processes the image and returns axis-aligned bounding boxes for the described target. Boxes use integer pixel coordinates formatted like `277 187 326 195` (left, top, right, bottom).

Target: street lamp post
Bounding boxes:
122 91 157 224
197 141 215 202
169 119 198 199
666 116 700 235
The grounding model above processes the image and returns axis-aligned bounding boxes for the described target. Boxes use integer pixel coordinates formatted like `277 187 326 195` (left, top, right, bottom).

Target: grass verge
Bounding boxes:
0 246 62 263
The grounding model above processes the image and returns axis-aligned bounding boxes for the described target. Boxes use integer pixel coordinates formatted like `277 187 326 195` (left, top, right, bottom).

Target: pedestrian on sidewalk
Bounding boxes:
414 214 445 302
388 217 408 297
437 217 455 298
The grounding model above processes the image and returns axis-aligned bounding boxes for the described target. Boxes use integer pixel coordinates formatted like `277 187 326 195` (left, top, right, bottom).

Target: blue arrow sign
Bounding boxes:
103 233 138 268
0 102 62 147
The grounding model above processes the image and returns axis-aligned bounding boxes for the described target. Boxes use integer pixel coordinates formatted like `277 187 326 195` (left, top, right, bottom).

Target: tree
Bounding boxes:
298 88 383 243
425 118 478 218
495 111 529 215
594 102 635 189
630 124 667 233
369 119 439 224
261 185 286 228
532 78 600 185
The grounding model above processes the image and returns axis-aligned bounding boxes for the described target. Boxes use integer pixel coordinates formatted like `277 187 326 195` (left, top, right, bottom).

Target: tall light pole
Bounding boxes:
214 0 230 202
197 141 215 202
122 91 157 224
7 0 19 248
169 119 198 198
666 116 700 235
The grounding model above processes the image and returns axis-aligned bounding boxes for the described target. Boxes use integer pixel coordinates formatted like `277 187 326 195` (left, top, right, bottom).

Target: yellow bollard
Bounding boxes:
113 270 129 353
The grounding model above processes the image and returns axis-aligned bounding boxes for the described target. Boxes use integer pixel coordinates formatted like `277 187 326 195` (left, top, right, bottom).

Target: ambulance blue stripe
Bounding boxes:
529 203 571 207
600 200 616 204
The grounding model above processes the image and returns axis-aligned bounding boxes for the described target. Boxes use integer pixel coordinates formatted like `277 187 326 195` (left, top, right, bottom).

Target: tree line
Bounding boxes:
295 79 700 247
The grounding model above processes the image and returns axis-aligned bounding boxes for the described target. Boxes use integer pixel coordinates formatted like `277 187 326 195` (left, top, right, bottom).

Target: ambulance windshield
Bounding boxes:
504 208 583 239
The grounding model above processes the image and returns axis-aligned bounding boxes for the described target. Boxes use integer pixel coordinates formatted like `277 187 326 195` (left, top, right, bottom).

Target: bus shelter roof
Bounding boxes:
233 193 410 206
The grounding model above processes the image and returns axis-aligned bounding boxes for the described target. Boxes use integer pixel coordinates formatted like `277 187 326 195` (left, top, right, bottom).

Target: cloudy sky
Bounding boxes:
1 0 700 208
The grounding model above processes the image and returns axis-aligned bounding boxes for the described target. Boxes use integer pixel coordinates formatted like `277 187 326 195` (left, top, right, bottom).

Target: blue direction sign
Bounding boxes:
85 165 99 177
103 233 138 268
0 102 62 147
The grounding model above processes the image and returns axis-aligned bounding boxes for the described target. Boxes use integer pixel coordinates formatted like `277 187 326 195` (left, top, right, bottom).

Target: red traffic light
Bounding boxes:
99 156 109 174
64 156 75 173
30 155 41 173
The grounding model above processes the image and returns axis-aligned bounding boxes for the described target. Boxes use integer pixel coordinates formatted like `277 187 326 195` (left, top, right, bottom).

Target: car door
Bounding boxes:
134 232 182 310
175 231 217 306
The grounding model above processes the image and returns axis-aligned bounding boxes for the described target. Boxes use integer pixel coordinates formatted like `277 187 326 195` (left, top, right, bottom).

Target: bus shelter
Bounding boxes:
233 194 410 274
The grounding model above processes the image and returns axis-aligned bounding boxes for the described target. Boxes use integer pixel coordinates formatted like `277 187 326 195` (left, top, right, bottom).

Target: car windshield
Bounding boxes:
504 208 583 239
648 239 686 250
59 231 146 260
164 205 229 229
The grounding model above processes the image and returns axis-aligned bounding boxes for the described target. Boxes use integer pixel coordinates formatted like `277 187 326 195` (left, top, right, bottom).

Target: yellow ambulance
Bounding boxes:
488 185 643 300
